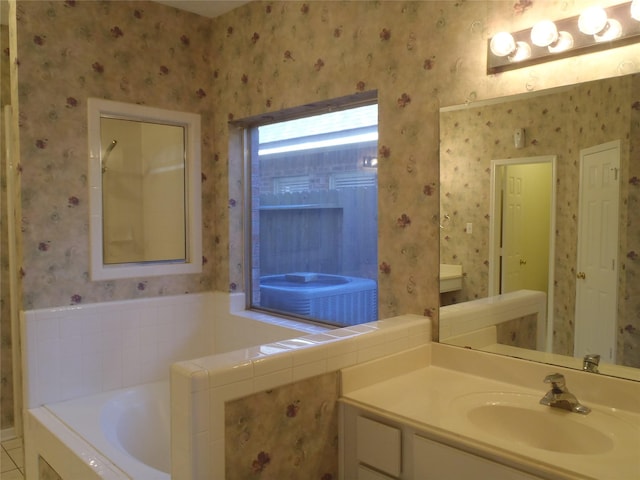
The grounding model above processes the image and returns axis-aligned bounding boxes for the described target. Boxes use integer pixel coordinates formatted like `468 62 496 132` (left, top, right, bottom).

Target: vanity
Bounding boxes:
339 344 640 480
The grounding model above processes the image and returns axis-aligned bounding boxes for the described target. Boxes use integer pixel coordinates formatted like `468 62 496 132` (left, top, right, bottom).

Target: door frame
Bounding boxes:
489 155 557 352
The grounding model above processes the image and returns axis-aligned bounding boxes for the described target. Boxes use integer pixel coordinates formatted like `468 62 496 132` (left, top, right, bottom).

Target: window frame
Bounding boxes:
235 92 379 325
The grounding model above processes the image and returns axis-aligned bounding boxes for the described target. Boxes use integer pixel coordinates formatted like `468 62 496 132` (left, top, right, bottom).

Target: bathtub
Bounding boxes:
23 292 329 480
46 381 170 480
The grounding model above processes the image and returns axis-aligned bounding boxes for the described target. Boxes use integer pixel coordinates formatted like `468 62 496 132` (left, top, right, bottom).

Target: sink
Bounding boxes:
451 392 627 455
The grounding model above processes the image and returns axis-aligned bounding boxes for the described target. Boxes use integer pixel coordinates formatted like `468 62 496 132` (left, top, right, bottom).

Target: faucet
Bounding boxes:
582 354 600 373
540 373 591 414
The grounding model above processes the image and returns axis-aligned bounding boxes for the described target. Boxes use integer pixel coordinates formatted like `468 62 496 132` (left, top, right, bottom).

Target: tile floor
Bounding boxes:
1 437 24 480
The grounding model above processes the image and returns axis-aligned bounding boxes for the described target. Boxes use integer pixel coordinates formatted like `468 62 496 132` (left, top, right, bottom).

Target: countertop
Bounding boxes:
340 347 640 480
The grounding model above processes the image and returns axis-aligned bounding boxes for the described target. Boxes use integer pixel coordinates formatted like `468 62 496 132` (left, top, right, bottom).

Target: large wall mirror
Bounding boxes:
88 98 202 280
439 73 640 381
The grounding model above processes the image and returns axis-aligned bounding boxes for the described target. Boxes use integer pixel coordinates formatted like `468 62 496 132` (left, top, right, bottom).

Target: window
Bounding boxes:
246 102 378 327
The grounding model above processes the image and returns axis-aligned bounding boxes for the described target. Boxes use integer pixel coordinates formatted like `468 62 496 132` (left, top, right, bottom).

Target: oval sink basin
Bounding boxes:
452 392 625 455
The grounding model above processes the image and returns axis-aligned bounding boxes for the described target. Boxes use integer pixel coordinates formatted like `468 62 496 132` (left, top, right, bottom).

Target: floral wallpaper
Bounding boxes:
12 0 216 311
624 74 640 368
440 75 637 365
4 0 640 456
225 372 339 479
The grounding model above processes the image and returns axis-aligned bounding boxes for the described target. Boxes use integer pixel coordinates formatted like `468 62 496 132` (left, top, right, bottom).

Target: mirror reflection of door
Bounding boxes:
500 162 552 295
489 156 555 347
574 140 620 363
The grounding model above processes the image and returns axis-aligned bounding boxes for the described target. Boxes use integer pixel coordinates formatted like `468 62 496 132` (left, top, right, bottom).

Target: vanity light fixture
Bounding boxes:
487 1 640 74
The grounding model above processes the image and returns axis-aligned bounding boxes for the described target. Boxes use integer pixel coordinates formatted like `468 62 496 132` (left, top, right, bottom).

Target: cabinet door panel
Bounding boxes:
413 435 541 480
358 464 398 480
356 416 402 477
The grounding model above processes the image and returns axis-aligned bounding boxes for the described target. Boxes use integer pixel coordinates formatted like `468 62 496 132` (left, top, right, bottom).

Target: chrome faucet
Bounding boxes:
582 354 600 373
540 373 591 414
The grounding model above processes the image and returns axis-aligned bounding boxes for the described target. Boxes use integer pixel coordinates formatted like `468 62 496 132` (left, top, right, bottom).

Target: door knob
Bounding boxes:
577 272 586 279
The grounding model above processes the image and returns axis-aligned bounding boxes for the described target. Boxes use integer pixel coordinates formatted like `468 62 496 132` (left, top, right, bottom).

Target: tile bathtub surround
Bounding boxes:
21 292 221 408
21 291 323 410
171 314 431 479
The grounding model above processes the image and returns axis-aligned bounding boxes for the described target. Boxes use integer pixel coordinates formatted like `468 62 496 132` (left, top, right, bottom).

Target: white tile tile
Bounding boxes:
291 344 328 366
327 351 358 371
81 353 102 394
344 323 379 334
59 314 86 338
2 438 22 450
101 349 123 391
252 351 292 376
36 316 60 343
326 336 359 357
353 329 394 350
292 359 327 381
191 389 210 434
59 354 85 398
7 445 24 469
302 333 337 343
252 368 293 393
211 379 253 404
210 439 225 480
408 332 431 348
121 327 141 351
191 369 209 392
1 469 23 479
1 449 16 473
325 327 361 339
193 431 211 480
210 361 254 388
357 337 409 364
59 334 83 358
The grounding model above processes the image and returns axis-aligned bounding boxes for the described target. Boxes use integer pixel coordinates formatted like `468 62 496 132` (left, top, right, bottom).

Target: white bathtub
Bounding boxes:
46 381 170 480
24 292 330 479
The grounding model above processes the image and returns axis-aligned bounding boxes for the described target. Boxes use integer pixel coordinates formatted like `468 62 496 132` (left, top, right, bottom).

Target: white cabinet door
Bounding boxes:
358 464 398 480
356 416 402 477
413 435 541 480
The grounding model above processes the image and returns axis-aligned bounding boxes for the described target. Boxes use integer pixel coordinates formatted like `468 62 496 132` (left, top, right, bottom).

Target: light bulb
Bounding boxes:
531 20 558 47
509 41 532 63
548 31 574 53
578 6 608 35
594 19 622 42
632 0 640 21
490 32 516 57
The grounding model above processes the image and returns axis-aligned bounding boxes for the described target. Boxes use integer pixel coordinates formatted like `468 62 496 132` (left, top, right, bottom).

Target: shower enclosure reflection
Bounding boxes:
100 118 185 265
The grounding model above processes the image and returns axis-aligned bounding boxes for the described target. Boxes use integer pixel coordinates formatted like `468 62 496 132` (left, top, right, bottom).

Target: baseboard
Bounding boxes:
1 427 17 441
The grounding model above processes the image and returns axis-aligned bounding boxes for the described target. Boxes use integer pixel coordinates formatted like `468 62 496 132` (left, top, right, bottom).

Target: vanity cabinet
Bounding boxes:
412 434 540 480
341 404 543 480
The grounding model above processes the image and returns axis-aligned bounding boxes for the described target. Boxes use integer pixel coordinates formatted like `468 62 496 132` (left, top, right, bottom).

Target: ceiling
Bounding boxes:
152 0 251 18
0 1 250 26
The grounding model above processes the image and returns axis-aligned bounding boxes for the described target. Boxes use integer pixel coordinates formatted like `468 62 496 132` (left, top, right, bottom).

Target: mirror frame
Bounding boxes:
87 98 202 280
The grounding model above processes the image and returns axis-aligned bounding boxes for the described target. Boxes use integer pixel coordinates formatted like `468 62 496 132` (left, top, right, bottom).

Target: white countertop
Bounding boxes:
340 346 640 480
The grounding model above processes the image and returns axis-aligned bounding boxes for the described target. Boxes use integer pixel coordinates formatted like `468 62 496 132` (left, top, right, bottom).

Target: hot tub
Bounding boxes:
259 273 378 326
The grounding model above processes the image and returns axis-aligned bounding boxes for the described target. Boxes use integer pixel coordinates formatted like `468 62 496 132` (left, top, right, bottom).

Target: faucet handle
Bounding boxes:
583 354 600 373
543 373 566 391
